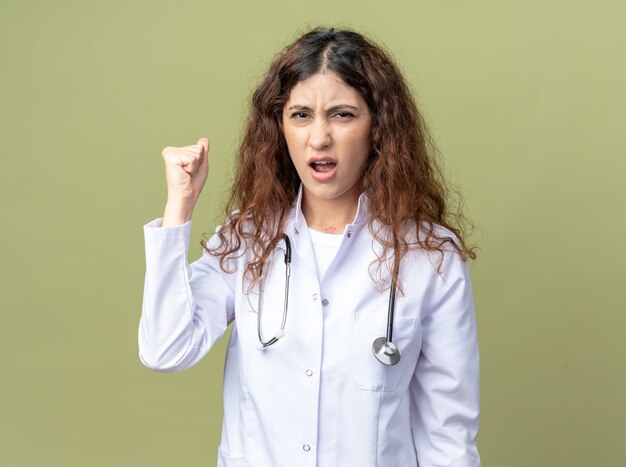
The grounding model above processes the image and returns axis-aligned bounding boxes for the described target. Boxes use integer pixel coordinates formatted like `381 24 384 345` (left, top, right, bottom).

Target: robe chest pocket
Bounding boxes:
349 311 416 391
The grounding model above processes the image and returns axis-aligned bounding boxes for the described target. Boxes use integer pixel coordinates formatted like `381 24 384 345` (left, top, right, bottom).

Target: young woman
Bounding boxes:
139 27 481 467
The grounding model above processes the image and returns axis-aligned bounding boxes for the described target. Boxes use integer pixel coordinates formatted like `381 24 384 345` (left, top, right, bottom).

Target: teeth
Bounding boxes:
314 161 332 165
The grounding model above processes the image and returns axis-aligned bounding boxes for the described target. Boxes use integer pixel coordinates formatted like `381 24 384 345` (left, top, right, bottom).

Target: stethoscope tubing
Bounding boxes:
257 235 291 347
256 234 401 365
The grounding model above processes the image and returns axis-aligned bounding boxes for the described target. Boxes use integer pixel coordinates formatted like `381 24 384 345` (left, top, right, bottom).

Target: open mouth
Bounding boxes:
309 160 337 173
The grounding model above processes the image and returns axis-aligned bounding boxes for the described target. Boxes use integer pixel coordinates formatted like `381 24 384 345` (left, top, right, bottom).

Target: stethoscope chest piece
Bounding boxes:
372 337 401 366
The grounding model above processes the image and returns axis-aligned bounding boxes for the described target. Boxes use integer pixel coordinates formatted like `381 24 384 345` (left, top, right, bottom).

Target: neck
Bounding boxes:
301 192 361 234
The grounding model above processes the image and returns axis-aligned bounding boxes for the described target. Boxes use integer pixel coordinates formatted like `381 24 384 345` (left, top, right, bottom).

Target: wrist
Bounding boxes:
162 200 195 227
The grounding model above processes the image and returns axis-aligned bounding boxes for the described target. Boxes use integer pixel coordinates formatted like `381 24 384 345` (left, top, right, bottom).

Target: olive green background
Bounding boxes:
1 1 624 466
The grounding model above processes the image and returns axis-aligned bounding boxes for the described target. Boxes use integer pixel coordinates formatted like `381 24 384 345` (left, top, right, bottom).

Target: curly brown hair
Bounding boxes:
202 26 476 289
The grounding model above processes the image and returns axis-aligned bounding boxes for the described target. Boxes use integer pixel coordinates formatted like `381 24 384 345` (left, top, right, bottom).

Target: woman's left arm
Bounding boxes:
409 248 481 467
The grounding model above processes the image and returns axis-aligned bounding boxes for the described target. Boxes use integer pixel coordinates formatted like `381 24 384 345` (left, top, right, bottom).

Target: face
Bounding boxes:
282 71 372 209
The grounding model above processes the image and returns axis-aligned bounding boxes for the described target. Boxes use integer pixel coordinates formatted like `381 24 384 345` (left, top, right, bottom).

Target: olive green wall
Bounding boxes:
1 1 624 466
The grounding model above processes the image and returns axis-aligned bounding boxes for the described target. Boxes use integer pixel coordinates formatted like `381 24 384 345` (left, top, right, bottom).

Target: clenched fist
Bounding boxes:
161 137 210 226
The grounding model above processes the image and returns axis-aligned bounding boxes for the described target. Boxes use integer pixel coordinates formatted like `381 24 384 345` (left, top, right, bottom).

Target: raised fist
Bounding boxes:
161 137 210 207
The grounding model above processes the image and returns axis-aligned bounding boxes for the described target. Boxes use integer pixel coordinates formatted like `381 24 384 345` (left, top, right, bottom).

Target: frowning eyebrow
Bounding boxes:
286 104 359 112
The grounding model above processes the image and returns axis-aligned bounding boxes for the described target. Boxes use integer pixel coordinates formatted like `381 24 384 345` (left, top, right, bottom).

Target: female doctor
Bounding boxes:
139 27 481 467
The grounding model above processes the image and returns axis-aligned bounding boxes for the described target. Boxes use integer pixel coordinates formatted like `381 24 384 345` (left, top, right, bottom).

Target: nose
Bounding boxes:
308 118 331 151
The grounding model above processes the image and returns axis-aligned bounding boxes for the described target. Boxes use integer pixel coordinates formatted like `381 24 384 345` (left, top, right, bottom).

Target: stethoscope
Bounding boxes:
257 234 401 366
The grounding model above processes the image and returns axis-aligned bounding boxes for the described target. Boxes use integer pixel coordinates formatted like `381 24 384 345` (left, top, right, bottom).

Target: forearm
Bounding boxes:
162 199 195 227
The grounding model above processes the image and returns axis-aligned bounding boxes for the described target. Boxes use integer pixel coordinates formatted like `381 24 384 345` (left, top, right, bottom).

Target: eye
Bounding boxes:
334 111 355 119
290 112 310 119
